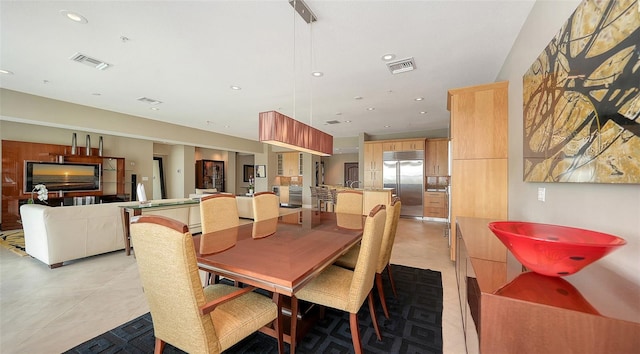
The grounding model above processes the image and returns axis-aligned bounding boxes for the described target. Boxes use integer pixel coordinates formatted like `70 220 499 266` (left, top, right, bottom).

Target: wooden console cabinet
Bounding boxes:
456 217 640 354
1 140 126 230
423 191 447 218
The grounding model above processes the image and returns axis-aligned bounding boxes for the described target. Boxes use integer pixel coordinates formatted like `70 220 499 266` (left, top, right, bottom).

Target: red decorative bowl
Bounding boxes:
488 221 626 277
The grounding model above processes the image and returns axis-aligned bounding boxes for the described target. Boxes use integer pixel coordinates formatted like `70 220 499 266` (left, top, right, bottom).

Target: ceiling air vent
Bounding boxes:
325 120 341 125
387 57 416 74
69 52 111 70
137 97 163 105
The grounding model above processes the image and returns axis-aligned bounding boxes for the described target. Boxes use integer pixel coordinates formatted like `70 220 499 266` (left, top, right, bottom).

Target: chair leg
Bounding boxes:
368 291 382 341
386 264 398 298
376 272 390 319
154 338 166 354
349 312 363 354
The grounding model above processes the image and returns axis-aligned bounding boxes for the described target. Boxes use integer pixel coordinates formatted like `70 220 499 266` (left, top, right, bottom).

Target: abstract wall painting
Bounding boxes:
523 0 639 183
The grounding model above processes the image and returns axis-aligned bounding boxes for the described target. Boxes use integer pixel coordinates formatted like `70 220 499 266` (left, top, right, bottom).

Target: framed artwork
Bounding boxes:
522 0 639 183
255 165 266 178
243 165 254 182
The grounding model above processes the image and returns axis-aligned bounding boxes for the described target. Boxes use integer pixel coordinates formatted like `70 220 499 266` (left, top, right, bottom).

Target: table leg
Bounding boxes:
290 295 298 354
122 209 141 256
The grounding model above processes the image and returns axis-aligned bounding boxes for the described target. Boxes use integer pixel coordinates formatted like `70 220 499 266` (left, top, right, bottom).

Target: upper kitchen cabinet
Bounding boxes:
425 138 449 176
277 152 302 176
448 81 508 261
382 139 425 152
363 142 383 189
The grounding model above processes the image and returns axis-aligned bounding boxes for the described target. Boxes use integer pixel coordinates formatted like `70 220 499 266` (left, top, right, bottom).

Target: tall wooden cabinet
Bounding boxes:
363 142 383 189
425 138 449 176
277 152 302 176
448 81 508 260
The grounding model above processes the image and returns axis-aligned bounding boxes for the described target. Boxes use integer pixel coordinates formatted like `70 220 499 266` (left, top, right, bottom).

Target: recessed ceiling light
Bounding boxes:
384 125 391 128
335 112 342 115
381 53 396 61
354 96 363 100
311 71 323 77
415 97 424 101
60 10 88 24
230 85 241 90
367 107 375 111
344 120 352 123
0 69 13 75
92 93 101 96
150 107 159 111
420 111 427 114
224 125 230 128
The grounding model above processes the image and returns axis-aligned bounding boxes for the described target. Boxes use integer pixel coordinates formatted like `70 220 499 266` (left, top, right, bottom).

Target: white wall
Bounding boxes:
497 0 640 285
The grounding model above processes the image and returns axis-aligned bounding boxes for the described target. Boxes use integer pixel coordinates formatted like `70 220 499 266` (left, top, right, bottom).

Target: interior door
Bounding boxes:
344 162 359 186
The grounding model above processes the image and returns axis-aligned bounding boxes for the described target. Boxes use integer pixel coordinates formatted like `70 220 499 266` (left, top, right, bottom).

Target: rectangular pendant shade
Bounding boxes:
259 111 333 156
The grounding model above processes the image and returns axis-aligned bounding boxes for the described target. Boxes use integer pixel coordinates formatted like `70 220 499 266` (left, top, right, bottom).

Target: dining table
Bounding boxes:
194 209 365 354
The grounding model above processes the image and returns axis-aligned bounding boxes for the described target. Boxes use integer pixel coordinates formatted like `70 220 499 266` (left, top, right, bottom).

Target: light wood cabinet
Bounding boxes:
425 138 449 176
278 152 302 176
448 81 508 261
423 191 448 218
363 142 383 189
382 139 424 152
401 139 425 151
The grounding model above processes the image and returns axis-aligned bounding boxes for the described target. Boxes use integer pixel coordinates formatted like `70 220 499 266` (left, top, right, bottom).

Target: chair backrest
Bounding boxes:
252 191 279 222
310 186 318 198
346 204 386 313
377 197 402 273
130 215 220 353
335 190 363 215
200 194 239 233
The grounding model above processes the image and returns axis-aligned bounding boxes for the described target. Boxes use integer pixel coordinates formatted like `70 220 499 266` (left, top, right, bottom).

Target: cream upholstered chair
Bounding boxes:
316 187 335 212
130 215 282 354
334 190 363 215
294 205 387 354
200 194 240 284
252 191 279 222
334 197 402 319
200 194 240 233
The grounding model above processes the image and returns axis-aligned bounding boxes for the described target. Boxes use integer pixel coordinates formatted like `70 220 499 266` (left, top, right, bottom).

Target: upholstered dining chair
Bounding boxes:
334 190 363 215
199 194 240 284
316 187 335 212
293 205 387 354
130 215 283 354
252 191 280 222
334 197 402 319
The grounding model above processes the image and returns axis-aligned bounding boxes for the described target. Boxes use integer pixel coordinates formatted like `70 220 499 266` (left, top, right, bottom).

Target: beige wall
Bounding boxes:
323 153 359 186
497 0 640 286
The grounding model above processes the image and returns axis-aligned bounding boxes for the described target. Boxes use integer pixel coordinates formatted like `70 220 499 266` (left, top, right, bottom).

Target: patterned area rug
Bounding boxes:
65 265 443 354
0 230 27 256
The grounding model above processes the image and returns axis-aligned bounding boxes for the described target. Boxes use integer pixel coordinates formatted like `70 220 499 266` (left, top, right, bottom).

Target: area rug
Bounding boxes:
65 265 443 354
0 230 27 256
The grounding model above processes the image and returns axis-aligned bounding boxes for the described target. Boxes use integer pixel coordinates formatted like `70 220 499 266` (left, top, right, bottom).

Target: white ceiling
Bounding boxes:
0 0 535 153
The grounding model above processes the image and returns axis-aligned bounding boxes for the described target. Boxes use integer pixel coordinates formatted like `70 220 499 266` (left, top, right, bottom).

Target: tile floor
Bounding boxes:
0 217 466 353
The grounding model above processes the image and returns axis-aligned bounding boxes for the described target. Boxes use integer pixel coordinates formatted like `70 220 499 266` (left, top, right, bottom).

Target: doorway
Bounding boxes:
152 157 167 199
344 162 359 187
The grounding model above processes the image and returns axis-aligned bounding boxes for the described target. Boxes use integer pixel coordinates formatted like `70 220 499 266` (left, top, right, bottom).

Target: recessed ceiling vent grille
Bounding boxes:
69 52 112 70
387 57 416 74
325 120 341 125
137 97 163 105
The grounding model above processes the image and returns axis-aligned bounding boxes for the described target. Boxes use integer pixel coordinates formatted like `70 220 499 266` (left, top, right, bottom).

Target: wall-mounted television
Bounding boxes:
24 161 101 193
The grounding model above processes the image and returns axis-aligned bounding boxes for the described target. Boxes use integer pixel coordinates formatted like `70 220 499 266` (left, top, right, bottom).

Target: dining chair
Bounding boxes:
293 204 387 354
316 187 334 212
334 197 402 319
130 215 283 354
252 191 280 222
200 194 240 284
334 190 363 215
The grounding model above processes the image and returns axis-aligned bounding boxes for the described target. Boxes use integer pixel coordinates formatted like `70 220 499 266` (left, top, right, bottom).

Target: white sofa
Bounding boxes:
20 198 201 268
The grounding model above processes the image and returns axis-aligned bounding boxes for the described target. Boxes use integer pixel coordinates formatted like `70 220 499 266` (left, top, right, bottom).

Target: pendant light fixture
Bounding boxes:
259 0 333 157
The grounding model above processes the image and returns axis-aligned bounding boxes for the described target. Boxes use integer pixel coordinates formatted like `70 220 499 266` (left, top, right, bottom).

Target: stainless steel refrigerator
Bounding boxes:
383 151 424 217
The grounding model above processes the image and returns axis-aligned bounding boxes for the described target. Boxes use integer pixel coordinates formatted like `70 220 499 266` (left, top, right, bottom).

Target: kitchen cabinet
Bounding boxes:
363 142 383 189
425 138 449 176
448 81 508 261
277 152 302 176
456 217 640 354
382 139 424 152
423 191 448 218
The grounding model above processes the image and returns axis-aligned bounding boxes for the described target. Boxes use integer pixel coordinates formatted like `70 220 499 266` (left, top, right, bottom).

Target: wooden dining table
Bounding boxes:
194 209 365 354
